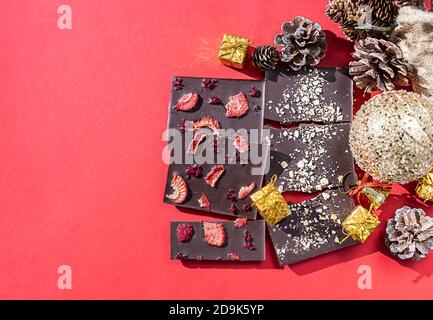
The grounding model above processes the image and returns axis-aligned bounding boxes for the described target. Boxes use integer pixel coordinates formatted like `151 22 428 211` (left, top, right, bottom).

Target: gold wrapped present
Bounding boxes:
218 34 250 69
250 175 290 225
362 187 390 210
340 205 380 243
416 172 433 202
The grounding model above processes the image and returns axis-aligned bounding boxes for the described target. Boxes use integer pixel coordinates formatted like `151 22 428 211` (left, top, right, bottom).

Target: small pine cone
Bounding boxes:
274 16 327 71
367 0 399 27
326 0 362 24
252 45 280 71
385 207 433 261
349 37 410 93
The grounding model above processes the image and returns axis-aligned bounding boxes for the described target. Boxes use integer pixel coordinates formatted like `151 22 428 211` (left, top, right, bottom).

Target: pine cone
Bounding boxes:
252 45 280 71
385 207 433 261
326 0 362 24
274 17 327 71
326 0 399 41
349 37 410 92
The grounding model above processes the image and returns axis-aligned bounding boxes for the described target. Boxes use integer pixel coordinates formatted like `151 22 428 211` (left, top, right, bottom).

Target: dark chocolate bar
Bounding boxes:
171 219 265 261
265 123 356 193
267 190 357 266
164 76 268 219
264 68 353 124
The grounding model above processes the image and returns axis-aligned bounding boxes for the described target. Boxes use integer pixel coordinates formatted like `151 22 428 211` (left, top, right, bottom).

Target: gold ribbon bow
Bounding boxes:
341 172 392 208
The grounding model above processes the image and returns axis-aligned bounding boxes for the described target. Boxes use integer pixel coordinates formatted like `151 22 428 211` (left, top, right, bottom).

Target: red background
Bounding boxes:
1 0 432 299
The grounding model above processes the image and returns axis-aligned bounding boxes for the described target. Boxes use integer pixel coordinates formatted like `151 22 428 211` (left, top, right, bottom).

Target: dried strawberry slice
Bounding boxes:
165 173 188 204
234 217 248 228
198 192 211 210
192 116 221 135
203 221 226 247
238 182 256 200
204 165 225 188
175 92 199 111
233 132 250 153
225 92 249 118
187 132 206 155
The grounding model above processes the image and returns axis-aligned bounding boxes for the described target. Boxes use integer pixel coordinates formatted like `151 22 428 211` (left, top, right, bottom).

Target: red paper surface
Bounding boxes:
0 0 432 299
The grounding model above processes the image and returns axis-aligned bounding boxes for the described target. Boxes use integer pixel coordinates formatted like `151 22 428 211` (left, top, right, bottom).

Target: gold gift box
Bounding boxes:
250 175 290 225
341 205 380 243
416 172 433 202
218 34 250 69
362 187 390 210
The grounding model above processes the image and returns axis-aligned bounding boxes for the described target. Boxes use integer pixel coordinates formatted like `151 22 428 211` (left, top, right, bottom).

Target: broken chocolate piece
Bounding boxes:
265 123 356 193
265 68 353 124
267 191 357 266
171 220 265 261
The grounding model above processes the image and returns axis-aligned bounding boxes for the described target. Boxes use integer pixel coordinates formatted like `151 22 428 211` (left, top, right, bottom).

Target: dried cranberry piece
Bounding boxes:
230 203 240 215
207 97 222 105
242 204 252 212
225 189 237 202
176 224 194 242
201 78 218 91
174 78 184 91
185 165 203 179
244 231 256 250
248 86 260 97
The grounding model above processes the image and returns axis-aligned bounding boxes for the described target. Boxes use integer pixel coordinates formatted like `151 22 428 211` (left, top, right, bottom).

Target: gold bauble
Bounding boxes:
349 91 433 184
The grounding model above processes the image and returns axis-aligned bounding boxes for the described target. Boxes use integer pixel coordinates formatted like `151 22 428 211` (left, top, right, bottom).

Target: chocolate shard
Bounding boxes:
267 190 357 266
171 220 266 261
264 67 353 124
164 76 268 219
265 123 356 193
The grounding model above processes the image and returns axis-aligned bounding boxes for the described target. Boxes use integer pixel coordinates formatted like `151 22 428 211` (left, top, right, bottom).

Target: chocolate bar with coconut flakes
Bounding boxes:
267 190 357 266
264 67 353 124
264 123 356 193
171 220 266 261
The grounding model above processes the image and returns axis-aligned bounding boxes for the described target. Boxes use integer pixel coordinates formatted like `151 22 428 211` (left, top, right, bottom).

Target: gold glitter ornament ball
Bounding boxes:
350 91 433 184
